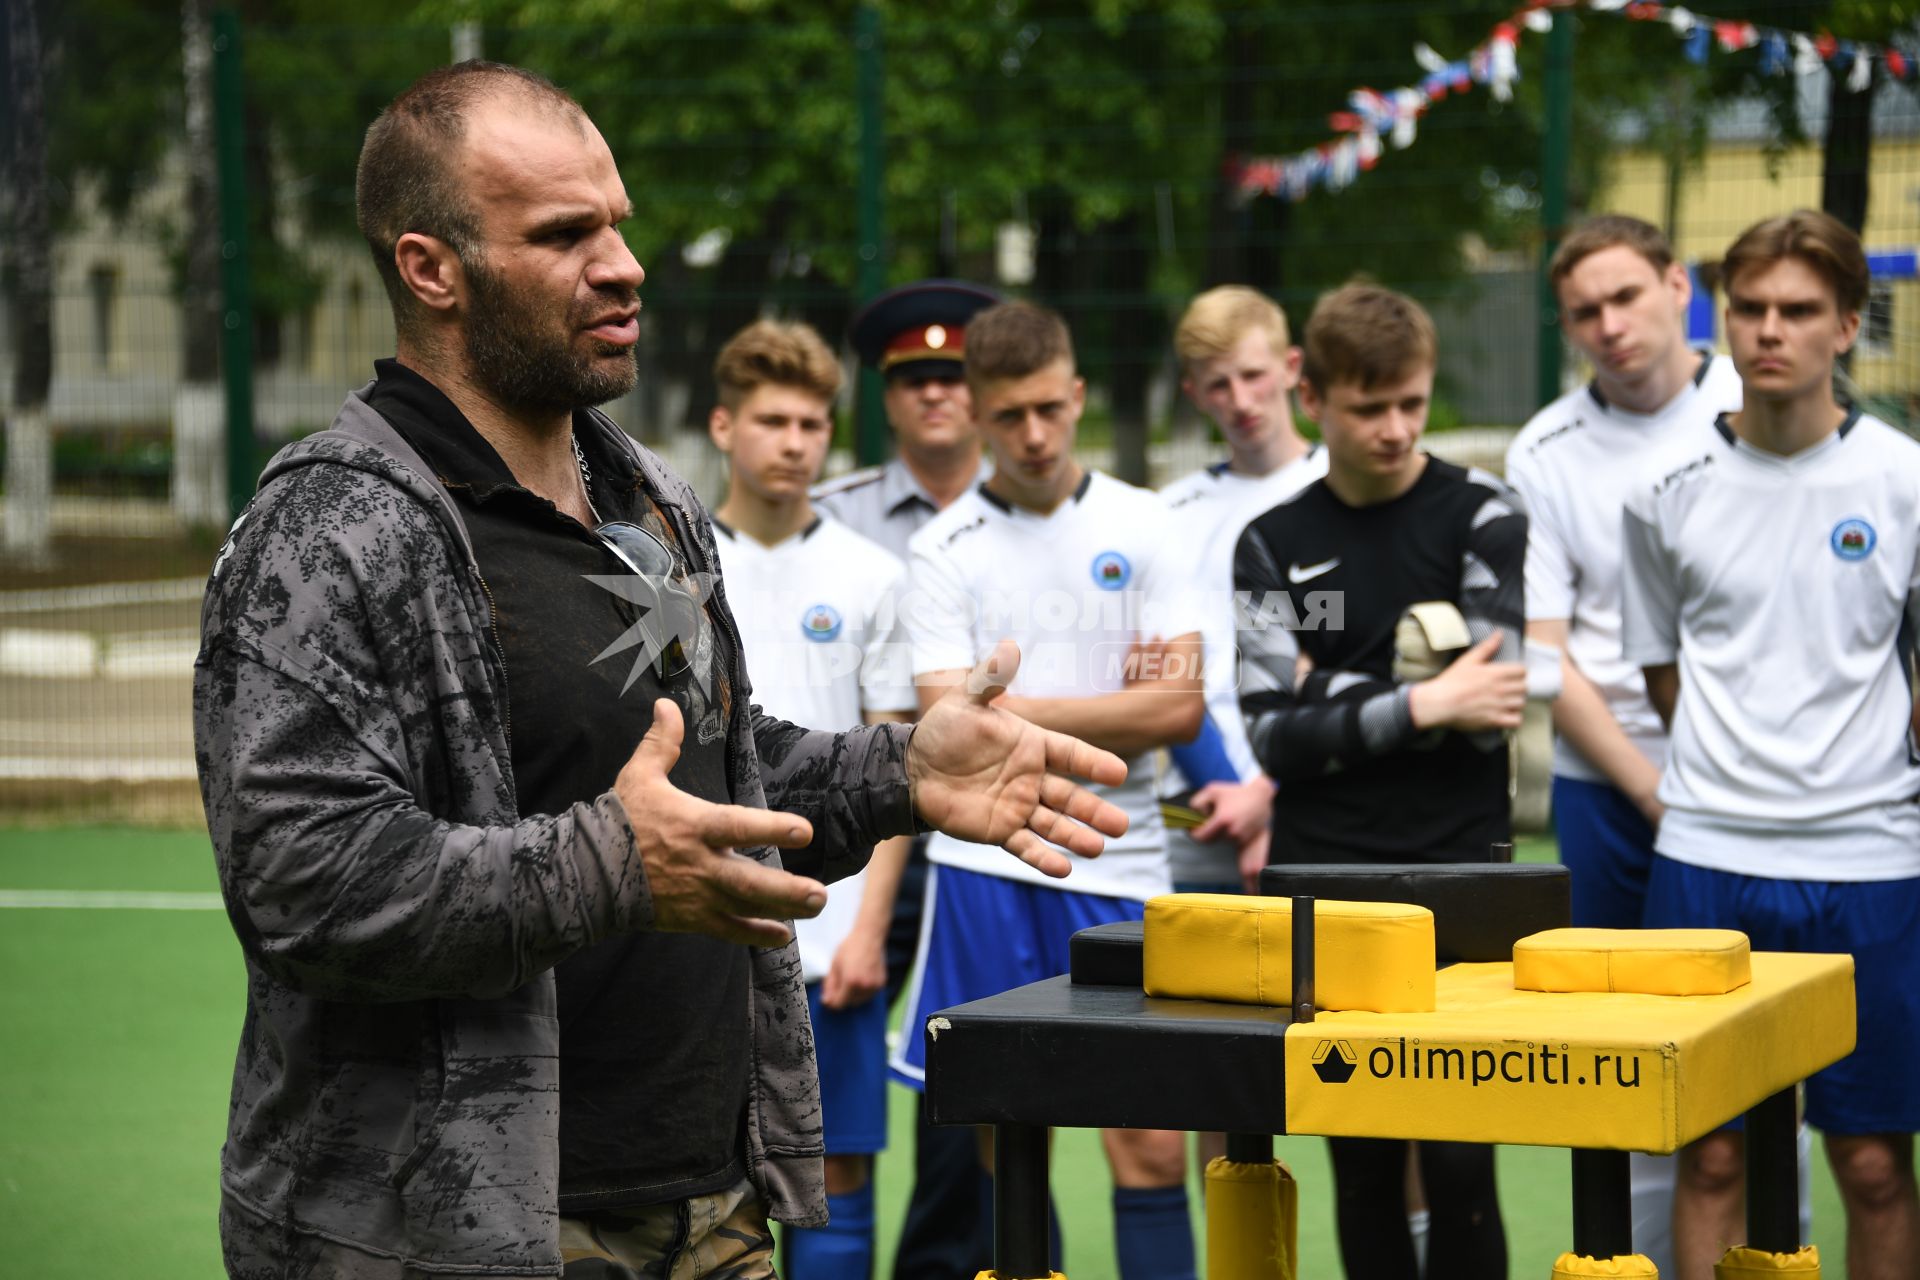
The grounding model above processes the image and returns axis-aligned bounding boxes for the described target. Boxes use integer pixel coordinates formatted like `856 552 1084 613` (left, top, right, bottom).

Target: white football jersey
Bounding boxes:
904 471 1202 900
713 515 915 981
1505 355 1742 782
1159 446 1330 783
1157 447 1328 885
1621 409 1920 880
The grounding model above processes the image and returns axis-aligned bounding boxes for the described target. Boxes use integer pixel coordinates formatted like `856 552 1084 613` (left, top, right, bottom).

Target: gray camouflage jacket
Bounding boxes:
194 388 918 1276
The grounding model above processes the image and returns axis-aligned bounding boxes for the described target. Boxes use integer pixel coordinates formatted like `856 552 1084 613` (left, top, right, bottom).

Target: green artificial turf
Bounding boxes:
0 826 1852 1278
0 827 239 1277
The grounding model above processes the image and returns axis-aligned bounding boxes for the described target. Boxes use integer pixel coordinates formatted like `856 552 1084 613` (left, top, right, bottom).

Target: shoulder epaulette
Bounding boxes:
811 465 886 497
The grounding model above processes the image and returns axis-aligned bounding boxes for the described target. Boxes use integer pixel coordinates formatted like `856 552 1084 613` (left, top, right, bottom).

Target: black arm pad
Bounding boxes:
1258 862 1570 964
1069 920 1146 986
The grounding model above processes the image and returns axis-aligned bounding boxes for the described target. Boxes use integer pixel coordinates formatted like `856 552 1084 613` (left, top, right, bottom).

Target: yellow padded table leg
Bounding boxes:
1205 1156 1296 1280
1551 1252 1659 1276
1714 1245 1820 1276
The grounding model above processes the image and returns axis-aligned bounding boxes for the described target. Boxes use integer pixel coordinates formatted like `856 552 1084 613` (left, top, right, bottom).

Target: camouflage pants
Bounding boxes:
221 1182 776 1280
560 1178 777 1279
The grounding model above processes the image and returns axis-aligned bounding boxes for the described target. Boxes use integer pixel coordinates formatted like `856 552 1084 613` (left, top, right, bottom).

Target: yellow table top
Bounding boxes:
1284 952 1855 1153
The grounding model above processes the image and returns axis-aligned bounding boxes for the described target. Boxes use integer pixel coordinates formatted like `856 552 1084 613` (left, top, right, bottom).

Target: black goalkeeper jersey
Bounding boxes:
1232 456 1528 863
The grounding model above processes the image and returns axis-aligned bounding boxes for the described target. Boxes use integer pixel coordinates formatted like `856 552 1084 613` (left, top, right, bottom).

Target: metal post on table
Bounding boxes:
1214 896 1300 1192
1570 1148 1634 1259
993 1121 1051 1279
1291 894 1316 1024
1746 1086 1800 1252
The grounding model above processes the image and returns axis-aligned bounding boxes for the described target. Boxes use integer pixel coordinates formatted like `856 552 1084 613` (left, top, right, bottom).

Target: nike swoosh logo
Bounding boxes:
1288 557 1339 583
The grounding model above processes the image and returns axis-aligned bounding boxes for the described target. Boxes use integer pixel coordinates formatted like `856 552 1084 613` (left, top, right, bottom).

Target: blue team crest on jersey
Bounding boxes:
800 604 844 642
1091 551 1132 591
1831 517 1876 561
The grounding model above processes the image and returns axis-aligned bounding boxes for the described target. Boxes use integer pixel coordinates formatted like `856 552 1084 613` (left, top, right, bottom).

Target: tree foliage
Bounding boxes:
29 0 441 370
25 0 1917 410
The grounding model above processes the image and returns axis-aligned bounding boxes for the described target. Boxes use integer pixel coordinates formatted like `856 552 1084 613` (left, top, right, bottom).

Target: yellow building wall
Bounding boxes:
1599 138 1920 400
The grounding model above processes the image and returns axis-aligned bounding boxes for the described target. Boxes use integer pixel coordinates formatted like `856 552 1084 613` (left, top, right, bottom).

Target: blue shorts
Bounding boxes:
1553 776 1658 929
1644 856 1920 1135
890 864 1146 1087
805 981 888 1155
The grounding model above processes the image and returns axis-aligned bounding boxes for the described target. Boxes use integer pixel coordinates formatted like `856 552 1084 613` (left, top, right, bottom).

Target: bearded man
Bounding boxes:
195 61 1128 1280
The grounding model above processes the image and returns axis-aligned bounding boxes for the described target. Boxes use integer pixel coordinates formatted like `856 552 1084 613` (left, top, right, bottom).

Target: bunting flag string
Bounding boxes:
1231 0 1918 204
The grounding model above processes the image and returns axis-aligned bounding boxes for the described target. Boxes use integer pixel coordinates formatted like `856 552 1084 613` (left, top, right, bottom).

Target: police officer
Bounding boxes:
814 280 999 562
813 280 998 1280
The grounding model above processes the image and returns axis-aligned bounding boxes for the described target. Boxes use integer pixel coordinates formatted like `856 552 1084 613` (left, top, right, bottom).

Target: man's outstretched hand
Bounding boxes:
907 639 1130 878
614 698 823 949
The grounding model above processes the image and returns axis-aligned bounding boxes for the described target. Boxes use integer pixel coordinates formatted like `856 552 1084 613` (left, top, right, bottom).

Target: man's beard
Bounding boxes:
463 256 638 412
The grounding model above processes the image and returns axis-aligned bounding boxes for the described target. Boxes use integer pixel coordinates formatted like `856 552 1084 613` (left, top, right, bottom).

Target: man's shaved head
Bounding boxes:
355 61 585 338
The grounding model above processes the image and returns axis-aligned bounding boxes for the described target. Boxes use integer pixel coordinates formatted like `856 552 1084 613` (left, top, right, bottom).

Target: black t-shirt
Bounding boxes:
1235 456 1527 863
365 360 751 1210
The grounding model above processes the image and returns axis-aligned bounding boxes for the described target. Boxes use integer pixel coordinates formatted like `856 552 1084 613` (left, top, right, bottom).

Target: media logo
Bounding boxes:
1831 517 1876 561
586 569 718 697
800 604 843 642
1312 1039 1358 1084
1091 551 1132 591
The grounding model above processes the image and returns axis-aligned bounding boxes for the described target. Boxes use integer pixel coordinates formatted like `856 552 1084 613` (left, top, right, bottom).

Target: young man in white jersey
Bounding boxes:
815 281 1001 1280
1622 209 1920 1280
1160 286 1329 893
894 301 1206 1279
1505 216 1743 1275
706 320 917 1279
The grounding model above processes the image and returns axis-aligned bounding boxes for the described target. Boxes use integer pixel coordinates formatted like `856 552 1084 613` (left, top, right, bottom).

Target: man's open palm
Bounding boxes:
908 639 1130 878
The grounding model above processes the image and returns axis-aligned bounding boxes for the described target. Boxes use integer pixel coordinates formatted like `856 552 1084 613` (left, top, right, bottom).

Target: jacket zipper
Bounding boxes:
426 474 514 755
660 497 745 790
475 567 513 748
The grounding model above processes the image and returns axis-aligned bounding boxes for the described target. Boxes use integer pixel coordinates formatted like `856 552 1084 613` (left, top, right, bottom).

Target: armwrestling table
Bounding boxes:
921 864 1857 1278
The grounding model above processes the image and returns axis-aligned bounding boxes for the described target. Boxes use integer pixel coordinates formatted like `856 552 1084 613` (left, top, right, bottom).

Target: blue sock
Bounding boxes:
1112 1184 1196 1280
784 1185 874 1279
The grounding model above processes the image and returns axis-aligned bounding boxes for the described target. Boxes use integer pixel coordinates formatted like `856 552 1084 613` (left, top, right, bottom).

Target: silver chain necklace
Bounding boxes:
571 431 602 525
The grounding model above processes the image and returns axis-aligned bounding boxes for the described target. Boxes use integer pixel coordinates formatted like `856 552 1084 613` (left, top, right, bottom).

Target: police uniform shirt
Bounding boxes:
903 472 1202 900
1622 408 1920 881
1505 354 1742 781
812 455 989 564
710 515 916 981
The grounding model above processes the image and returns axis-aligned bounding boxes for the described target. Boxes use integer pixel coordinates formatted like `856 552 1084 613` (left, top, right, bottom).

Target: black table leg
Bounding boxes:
993 1121 1051 1279
1570 1148 1633 1259
1226 1132 1273 1164
1746 1086 1799 1253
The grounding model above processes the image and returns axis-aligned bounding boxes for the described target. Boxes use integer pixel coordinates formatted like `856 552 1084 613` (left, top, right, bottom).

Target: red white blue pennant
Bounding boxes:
1232 0 1917 203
